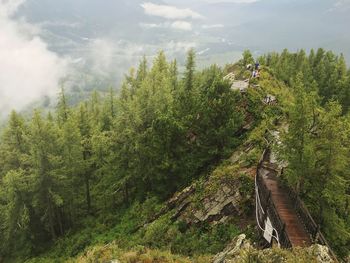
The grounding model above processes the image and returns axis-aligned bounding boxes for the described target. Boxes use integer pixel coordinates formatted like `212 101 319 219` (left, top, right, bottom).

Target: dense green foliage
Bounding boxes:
1 48 349 261
260 48 350 112
0 51 245 261
262 49 350 257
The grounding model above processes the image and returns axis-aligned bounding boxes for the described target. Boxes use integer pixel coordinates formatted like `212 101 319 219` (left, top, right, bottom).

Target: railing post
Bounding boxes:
281 223 286 247
266 190 271 206
282 222 286 232
260 190 271 234
262 206 268 223
291 190 296 208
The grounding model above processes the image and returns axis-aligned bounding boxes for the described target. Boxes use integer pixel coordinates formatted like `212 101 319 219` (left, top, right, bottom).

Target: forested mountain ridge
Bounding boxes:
0 49 349 262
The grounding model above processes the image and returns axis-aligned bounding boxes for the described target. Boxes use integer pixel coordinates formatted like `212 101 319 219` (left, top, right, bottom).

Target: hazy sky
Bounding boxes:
0 0 67 118
0 0 349 118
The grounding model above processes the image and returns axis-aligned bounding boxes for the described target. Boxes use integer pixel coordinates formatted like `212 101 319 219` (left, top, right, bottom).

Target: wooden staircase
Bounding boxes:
255 149 338 262
261 165 311 247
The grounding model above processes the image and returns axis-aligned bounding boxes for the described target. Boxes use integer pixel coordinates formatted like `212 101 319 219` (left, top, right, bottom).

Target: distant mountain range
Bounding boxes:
0 0 348 121
14 0 350 92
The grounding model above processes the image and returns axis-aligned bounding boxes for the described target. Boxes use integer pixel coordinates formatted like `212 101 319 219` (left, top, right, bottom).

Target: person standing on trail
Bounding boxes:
255 61 260 70
256 70 260 79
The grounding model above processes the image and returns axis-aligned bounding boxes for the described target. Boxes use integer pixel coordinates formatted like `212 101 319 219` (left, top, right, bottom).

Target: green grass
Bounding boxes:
20 197 243 262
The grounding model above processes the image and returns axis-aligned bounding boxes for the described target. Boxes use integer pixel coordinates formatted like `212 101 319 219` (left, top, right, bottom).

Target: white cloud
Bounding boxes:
140 21 193 31
165 0 259 4
204 0 259 3
334 0 350 9
327 0 350 12
82 38 197 82
140 22 164 29
85 39 145 78
202 24 224 29
165 41 197 52
171 21 192 31
0 0 25 17
39 20 81 29
88 39 116 76
141 2 203 20
0 0 68 117
335 0 350 6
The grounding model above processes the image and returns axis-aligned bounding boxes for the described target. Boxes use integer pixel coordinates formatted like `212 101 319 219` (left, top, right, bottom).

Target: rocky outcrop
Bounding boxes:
212 234 251 263
213 235 334 263
170 172 253 225
139 186 195 229
189 184 242 223
307 245 333 263
139 164 254 229
137 144 256 231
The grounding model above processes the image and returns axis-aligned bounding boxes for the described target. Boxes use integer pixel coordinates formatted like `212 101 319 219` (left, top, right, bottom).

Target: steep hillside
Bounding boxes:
1 49 349 262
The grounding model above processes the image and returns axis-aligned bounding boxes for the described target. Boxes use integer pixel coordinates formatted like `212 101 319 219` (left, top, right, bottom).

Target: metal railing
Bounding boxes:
256 148 338 261
256 150 292 248
285 184 338 261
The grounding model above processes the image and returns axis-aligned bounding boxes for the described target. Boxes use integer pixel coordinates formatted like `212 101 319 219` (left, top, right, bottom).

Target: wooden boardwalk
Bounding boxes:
260 163 312 247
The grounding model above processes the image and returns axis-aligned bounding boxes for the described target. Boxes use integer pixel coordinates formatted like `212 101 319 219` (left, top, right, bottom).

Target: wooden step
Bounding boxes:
260 165 312 247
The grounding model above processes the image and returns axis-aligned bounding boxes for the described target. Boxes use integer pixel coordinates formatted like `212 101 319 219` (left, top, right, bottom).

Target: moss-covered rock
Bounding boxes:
213 234 334 263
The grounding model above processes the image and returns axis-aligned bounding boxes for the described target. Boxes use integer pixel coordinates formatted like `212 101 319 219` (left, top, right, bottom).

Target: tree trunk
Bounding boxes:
57 208 64 236
48 200 57 240
85 174 91 214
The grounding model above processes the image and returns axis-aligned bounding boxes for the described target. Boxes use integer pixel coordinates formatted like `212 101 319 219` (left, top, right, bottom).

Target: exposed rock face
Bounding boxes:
231 80 249 92
212 234 251 263
139 163 254 231
213 235 334 263
308 245 333 263
190 185 242 223
170 173 252 225
139 143 256 229
140 186 195 228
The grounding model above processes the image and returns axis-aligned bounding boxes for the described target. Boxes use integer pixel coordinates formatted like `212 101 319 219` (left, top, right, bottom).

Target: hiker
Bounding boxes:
255 61 260 70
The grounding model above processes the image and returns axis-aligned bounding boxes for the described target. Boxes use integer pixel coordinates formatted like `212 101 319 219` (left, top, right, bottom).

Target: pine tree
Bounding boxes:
197 65 244 163
283 72 319 194
340 72 350 113
0 111 29 177
90 90 101 128
335 54 349 110
177 50 199 119
310 102 349 253
0 170 32 255
308 48 315 66
184 49 196 92
241 50 254 66
169 59 178 91
100 87 116 131
29 111 65 240
0 111 33 256
136 55 148 88
57 87 70 126
78 103 93 214
60 114 84 224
